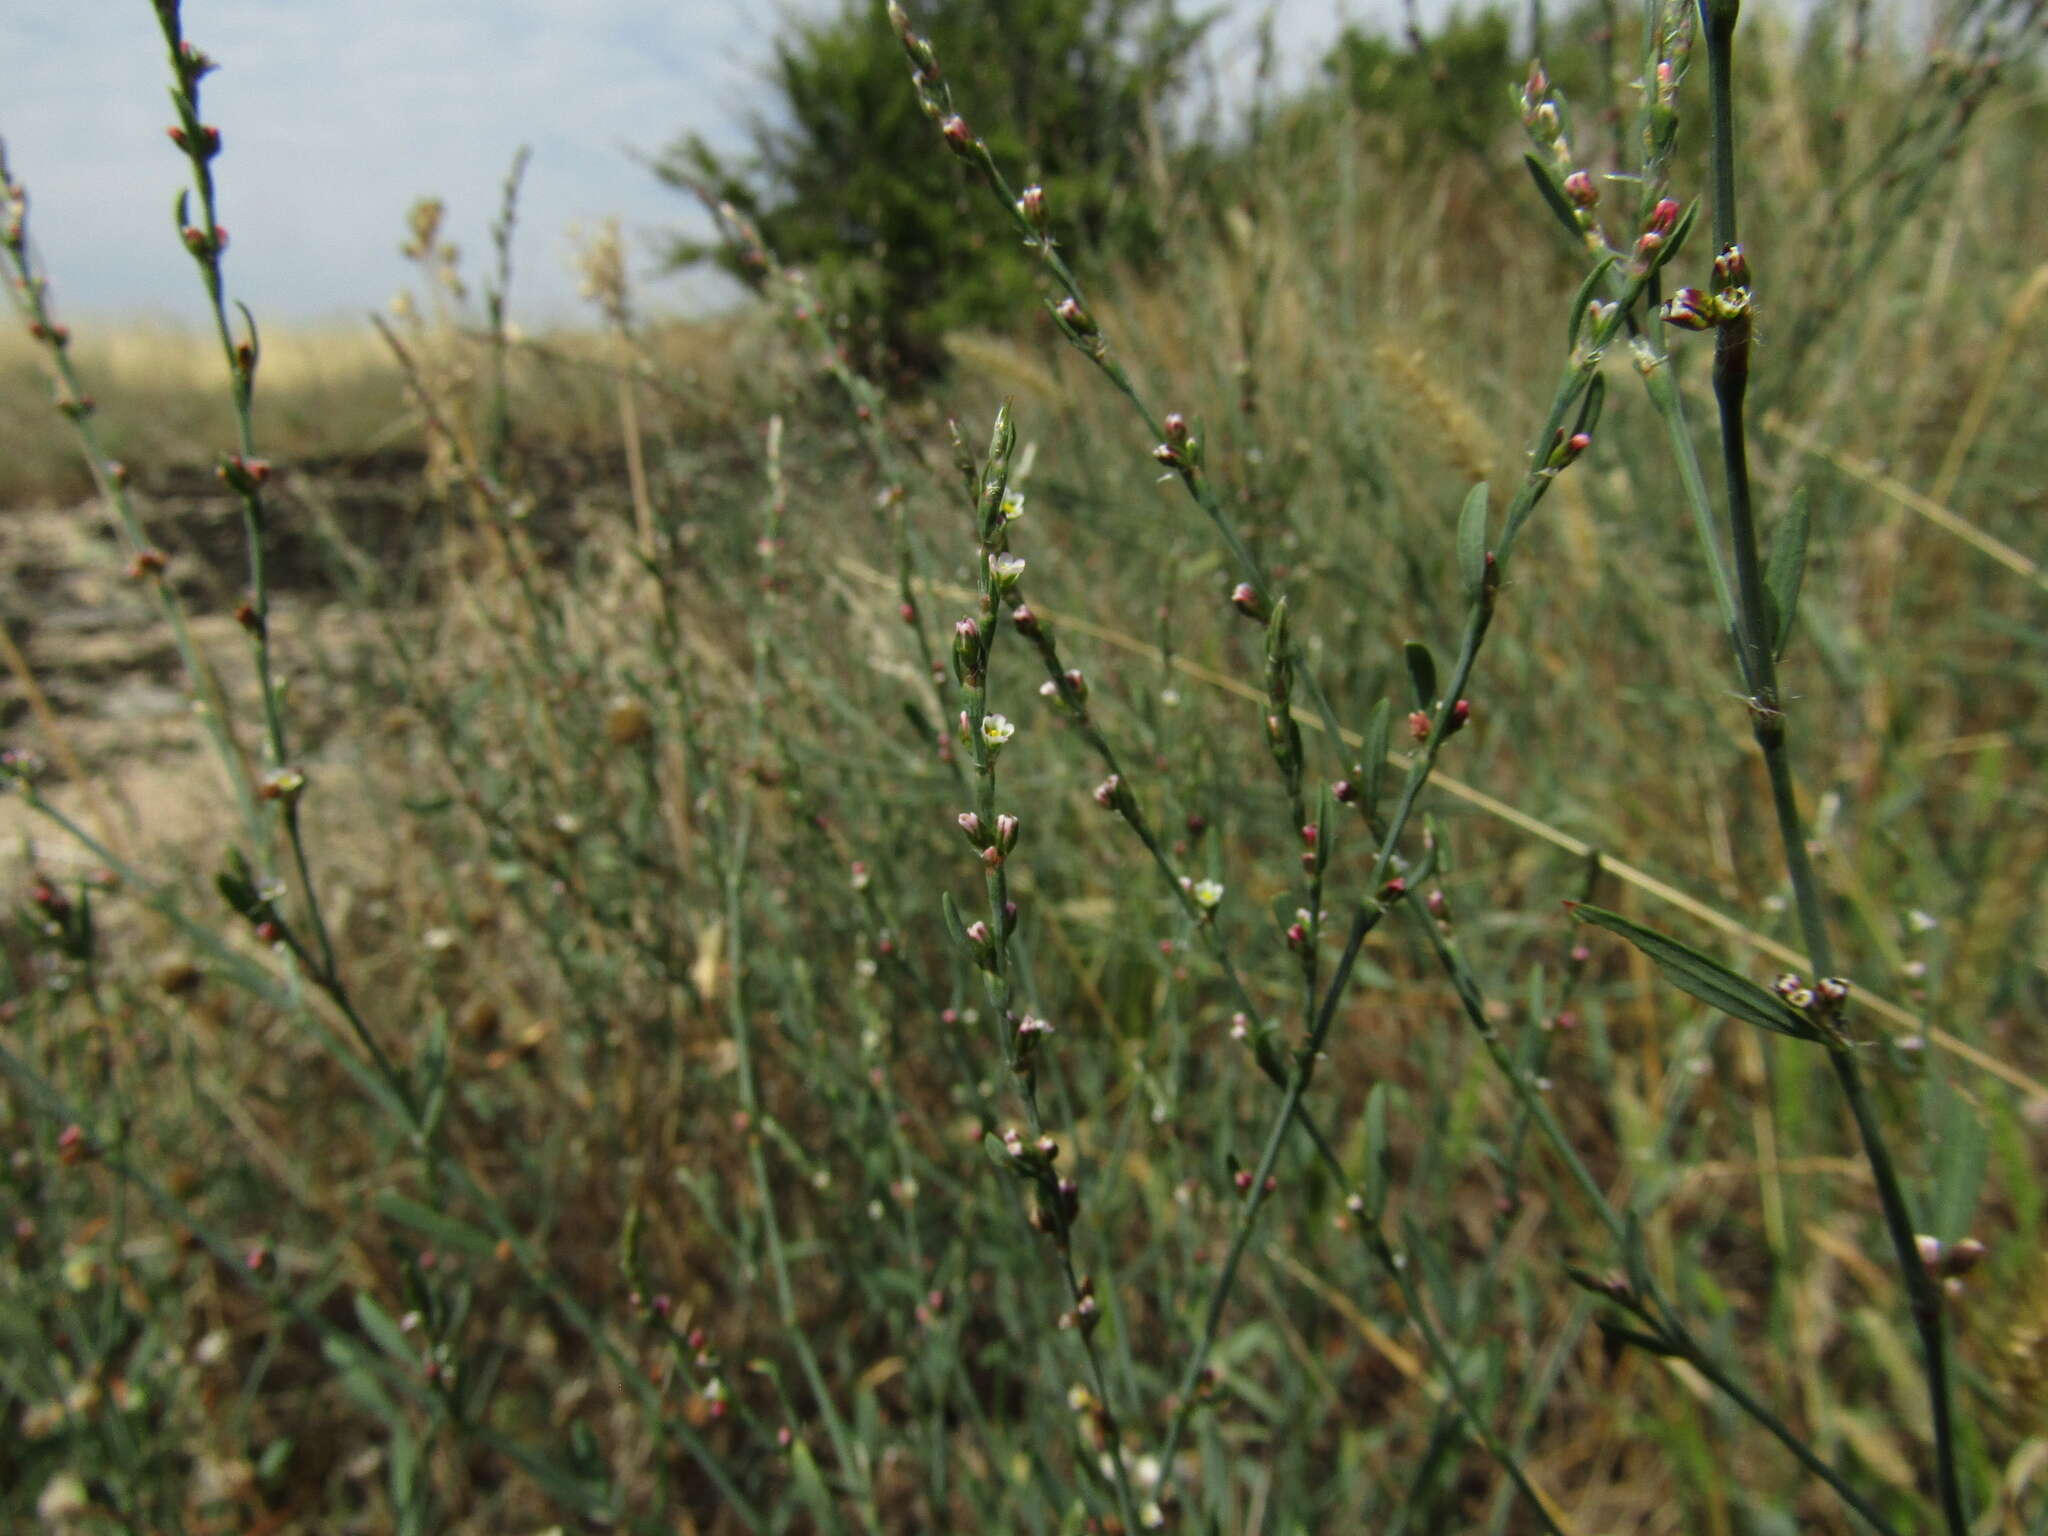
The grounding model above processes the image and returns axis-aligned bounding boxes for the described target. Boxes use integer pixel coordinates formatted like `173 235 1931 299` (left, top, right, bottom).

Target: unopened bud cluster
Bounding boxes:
1914 1234 1989 1297
1409 698 1473 743
1660 244 1753 333
1153 410 1201 482
1262 600 1304 798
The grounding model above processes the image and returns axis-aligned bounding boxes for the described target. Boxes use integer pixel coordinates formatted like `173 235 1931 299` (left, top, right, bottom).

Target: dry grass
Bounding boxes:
4 12 2047 1534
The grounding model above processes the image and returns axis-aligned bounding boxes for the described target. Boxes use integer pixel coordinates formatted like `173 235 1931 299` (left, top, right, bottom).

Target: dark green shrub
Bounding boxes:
655 0 1207 383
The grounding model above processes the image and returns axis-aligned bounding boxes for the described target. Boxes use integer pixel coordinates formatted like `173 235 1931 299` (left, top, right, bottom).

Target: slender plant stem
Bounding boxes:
1699 6 1967 1530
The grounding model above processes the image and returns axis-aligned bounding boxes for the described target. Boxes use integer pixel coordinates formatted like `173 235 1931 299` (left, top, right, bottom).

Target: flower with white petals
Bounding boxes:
1192 879 1224 909
989 551 1026 594
1000 489 1026 522
980 713 1016 750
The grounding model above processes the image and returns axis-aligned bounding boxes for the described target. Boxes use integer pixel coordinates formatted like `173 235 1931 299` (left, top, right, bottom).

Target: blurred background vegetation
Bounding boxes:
4 1 2047 1532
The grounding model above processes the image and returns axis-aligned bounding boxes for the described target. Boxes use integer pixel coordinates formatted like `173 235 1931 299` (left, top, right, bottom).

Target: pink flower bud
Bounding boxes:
1054 295 1094 334
1563 170 1598 208
1713 244 1751 287
1660 287 1715 331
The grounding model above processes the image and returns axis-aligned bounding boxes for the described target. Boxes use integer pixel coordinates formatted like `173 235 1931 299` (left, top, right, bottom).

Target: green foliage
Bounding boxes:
1324 9 1517 155
655 0 1207 382
8 1 2048 1530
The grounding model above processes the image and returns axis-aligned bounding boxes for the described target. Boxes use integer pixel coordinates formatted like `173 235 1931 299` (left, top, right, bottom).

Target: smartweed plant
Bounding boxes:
879 0 2030 1529
2 0 2043 1531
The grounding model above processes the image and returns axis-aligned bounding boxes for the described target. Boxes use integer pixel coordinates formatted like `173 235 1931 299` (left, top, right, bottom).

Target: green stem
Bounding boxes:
1700 7 1967 1530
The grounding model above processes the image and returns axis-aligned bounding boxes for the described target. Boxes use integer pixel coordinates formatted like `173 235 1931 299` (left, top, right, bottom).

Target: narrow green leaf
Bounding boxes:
1523 153 1582 240
1362 1082 1390 1221
1566 255 1620 351
216 847 260 919
1360 697 1390 812
981 1131 1014 1171
473 1427 610 1518
354 1293 417 1364
940 890 969 949
1573 370 1606 440
1425 813 1452 877
255 1438 293 1484
1765 487 1810 660
1403 641 1437 712
1570 903 1815 1039
374 1193 501 1259
787 1438 836 1523
321 1337 404 1420
1929 1079 1989 1243
1646 198 1703 274
1456 483 1489 600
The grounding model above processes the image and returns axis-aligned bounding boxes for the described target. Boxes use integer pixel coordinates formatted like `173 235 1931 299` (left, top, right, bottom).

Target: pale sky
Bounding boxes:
1 0 1412 327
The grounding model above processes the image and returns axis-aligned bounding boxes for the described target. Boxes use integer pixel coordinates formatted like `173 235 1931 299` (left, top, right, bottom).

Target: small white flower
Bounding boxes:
981 713 1016 748
1000 489 1026 521
1907 908 1939 933
1160 688 1181 707
990 551 1026 583
1192 879 1224 909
